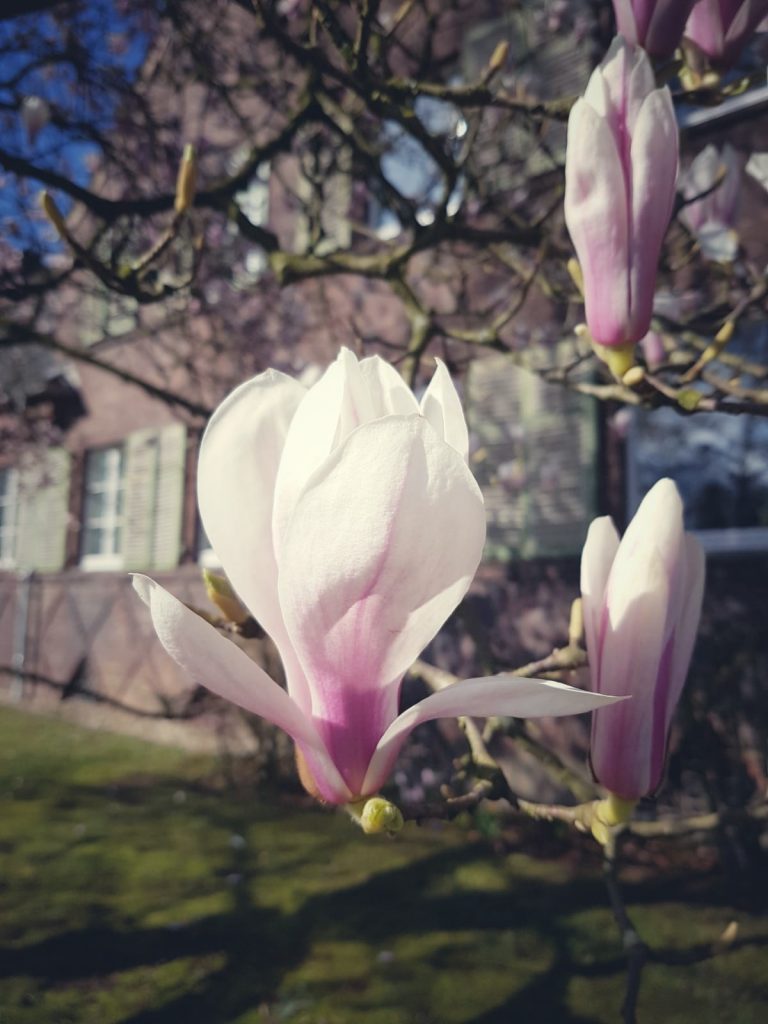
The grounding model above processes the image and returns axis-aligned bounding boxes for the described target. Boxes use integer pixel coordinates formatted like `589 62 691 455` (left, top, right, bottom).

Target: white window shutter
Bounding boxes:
466 350 597 560
123 428 160 570
151 423 187 570
123 423 187 571
16 448 71 572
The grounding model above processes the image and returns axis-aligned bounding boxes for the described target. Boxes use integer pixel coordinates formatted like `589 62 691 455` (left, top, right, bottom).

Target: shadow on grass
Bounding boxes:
3 812 768 1024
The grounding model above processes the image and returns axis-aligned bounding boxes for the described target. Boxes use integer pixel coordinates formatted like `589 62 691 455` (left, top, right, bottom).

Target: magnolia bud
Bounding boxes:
202 568 249 625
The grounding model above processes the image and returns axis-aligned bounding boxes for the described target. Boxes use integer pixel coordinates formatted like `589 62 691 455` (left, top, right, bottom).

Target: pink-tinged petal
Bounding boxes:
197 369 312 710
359 355 420 417
565 99 630 347
640 330 667 369
629 88 678 342
612 0 642 43
645 1 700 58
664 534 705 734
363 674 624 796
615 478 684 585
584 479 704 800
419 358 470 462
643 534 705 792
683 0 768 67
724 0 768 57
597 37 654 140
278 415 485 796
272 348 373 561
580 516 620 690
625 42 657 132
132 575 351 803
591 554 669 797
685 0 726 57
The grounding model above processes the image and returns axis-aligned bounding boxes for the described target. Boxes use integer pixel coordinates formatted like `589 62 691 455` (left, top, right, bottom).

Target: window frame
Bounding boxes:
625 404 768 556
79 444 126 571
0 466 19 569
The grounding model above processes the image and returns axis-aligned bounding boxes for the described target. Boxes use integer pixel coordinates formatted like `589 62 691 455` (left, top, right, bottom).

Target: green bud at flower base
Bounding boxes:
590 794 637 847
202 568 249 625
347 797 404 836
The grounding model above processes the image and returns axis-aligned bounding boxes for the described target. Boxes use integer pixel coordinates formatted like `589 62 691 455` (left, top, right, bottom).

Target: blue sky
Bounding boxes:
0 0 149 253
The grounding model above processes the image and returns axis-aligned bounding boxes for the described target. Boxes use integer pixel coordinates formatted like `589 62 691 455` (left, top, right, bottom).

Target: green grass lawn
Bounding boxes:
0 705 766 1024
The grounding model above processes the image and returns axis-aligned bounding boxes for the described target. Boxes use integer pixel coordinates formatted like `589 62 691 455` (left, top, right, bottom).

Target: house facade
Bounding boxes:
1 1 767 763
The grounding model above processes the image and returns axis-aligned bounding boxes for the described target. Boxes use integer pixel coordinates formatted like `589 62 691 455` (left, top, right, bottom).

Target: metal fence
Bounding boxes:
0 568 237 747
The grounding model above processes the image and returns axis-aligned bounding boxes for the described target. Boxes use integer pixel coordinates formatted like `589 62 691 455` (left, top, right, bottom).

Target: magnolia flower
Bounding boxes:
135 349 618 806
684 0 768 70
612 0 699 58
581 479 705 801
564 38 678 358
680 143 742 262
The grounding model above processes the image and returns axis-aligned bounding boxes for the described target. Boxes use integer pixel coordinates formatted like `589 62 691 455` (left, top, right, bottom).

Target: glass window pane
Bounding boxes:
82 446 125 561
82 526 104 556
84 490 106 520
86 449 110 484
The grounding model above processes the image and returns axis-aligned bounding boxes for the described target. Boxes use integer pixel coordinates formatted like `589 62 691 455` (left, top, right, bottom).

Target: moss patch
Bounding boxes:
0 706 766 1023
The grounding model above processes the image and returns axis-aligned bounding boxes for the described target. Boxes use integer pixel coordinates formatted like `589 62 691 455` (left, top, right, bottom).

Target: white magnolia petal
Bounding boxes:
363 674 623 794
595 37 653 133
665 534 706 733
629 87 678 339
580 516 620 688
603 552 670 691
197 368 310 705
133 577 310 751
565 100 630 346
134 576 352 802
590 562 669 797
625 41 656 130
614 479 684 601
359 355 420 417
272 348 373 561
419 358 470 462
279 415 486 729
611 0 640 43
583 56 610 116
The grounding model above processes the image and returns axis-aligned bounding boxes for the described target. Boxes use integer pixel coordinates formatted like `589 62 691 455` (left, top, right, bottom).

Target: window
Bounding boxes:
627 325 768 553
0 467 19 568
80 446 125 570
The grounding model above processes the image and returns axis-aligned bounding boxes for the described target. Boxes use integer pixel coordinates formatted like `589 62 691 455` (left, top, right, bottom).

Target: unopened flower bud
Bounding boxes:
174 144 197 214
202 568 249 625
350 797 404 836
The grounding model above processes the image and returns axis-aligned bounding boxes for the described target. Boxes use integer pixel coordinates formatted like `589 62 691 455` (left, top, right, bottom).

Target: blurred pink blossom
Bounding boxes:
612 0 699 58
684 0 768 70
680 143 742 262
